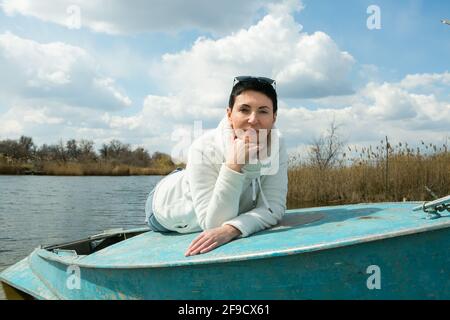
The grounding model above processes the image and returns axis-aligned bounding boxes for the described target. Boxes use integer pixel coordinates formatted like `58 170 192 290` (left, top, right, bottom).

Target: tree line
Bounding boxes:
0 136 175 168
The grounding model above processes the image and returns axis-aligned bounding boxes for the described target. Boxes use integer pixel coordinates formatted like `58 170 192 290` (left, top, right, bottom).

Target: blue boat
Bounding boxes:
1 202 449 299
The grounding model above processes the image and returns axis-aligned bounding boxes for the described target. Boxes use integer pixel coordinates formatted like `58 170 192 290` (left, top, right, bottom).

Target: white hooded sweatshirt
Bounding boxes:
150 115 288 237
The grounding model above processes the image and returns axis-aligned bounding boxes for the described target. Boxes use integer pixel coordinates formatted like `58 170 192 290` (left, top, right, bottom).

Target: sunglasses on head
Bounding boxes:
233 76 277 90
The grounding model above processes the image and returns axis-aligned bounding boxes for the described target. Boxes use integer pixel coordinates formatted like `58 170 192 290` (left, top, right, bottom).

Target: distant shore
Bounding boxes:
2 149 449 208
0 161 179 176
0 136 183 176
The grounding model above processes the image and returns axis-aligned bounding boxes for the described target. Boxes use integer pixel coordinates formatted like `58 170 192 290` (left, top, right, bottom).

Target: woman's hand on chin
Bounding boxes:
184 225 241 256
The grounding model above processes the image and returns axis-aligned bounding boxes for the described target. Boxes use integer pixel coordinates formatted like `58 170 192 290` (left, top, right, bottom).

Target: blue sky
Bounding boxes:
0 0 449 160
297 0 450 77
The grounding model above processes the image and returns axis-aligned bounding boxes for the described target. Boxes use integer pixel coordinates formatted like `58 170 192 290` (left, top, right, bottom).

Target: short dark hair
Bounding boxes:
228 79 278 113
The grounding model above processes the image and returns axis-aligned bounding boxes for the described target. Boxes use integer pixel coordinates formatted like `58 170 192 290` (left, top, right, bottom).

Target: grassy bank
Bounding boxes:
0 161 178 176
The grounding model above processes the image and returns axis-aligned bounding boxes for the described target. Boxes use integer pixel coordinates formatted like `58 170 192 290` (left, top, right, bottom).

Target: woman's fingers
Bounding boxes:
186 237 214 256
185 233 205 255
227 133 263 165
191 238 214 255
200 242 219 254
188 236 211 254
188 232 205 248
247 143 259 163
227 128 272 164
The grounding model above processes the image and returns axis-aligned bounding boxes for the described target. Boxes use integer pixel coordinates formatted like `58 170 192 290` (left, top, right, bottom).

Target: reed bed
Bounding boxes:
0 163 33 174
287 142 450 209
0 161 177 176
40 162 176 176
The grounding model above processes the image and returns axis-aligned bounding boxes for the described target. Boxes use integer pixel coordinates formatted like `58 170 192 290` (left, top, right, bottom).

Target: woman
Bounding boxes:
145 76 288 256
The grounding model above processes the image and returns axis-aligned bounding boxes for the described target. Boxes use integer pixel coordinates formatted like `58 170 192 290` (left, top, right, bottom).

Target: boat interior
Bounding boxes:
42 228 150 255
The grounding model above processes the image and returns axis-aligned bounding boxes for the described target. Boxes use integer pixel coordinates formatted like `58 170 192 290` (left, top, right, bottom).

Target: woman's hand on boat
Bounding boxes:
184 225 241 256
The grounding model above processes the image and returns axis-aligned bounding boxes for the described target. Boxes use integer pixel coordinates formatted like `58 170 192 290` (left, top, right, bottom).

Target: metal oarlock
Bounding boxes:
413 193 450 220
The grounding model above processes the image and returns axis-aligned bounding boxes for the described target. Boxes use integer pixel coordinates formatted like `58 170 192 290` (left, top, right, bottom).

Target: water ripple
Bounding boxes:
0 175 162 271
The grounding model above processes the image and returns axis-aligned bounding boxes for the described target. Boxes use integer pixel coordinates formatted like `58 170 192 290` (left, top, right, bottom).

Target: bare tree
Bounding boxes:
78 139 97 162
66 139 80 161
18 136 35 160
57 139 67 163
308 120 344 170
0 136 35 161
131 147 152 167
99 140 131 162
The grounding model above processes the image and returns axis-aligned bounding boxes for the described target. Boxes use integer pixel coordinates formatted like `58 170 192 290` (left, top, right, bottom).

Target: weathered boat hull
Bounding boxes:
1 202 450 299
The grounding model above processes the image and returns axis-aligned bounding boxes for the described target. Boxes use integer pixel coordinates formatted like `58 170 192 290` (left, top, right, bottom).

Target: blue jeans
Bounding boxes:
145 168 183 233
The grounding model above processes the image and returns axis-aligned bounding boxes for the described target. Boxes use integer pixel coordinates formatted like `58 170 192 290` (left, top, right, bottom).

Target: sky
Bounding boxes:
0 0 449 162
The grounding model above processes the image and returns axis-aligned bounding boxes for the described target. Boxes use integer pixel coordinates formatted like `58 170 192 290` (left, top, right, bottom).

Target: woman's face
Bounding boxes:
227 90 277 140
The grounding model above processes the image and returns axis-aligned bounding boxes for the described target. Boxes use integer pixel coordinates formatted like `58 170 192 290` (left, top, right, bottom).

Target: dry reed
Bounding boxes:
287 142 450 209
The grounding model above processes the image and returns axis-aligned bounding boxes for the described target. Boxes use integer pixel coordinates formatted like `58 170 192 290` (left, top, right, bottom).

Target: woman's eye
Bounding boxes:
238 108 269 114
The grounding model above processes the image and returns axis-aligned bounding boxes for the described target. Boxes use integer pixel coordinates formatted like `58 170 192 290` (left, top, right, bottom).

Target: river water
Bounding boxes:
0 175 162 299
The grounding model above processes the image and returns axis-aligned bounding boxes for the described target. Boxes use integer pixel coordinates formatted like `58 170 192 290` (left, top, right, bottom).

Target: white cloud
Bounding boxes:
399 72 450 100
95 71 449 161
361 82 418 121
1 1 449 161
77 4 354 158
0 119 22 136
0 0 357 156
93 78 132 107
276 31 355 98
267 0 304 16
151 5 355 107
0 104 63 138
276 75 450 155
399 72 450 89
98 8 449 158
1 0 288 35
22 107 65 125
0 32 132 110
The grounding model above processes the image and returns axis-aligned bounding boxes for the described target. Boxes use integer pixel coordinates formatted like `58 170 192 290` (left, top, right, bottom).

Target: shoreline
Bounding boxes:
0 162 182 176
